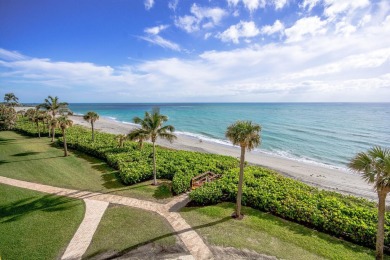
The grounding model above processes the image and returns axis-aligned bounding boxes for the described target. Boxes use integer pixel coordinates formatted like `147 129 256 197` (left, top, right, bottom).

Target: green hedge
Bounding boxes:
15 119 238 194
190 166 390 249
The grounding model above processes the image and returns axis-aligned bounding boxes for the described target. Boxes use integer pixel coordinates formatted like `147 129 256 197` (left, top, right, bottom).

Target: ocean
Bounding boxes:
68 103 390 170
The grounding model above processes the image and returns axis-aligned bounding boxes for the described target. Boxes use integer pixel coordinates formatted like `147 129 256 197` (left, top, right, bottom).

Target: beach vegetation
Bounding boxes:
57 115 73 156
0 131 173 202
129 108 177 185
13 119 390 252
3 92 19 107
349 146 390 260
115 134 127 148
225 120 261 219
83 111 99 141
0 104 17 130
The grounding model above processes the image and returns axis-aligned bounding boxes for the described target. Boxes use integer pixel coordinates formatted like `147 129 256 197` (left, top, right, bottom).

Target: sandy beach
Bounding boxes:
69 114 381 202
15 107 381 202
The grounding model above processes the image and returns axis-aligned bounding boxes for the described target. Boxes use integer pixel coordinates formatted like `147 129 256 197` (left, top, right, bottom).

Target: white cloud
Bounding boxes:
323 0 370 19
261 20 284 35
138 35 181 51
285 16 327 42
175 4 227 33
0 48 27 61
217 21 260 43
226 0 266 12
335 19 356 35
2 8 390 102
144 25 169 35
273 0 288 10
140 25 181 51
301 0 321 11
168 0 179 11
144 0 154 10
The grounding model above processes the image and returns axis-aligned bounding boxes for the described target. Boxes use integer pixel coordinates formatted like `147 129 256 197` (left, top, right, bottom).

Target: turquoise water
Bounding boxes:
69 103 390 169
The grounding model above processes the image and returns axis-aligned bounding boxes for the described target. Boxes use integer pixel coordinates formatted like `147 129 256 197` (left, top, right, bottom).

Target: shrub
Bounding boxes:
190 166 390 249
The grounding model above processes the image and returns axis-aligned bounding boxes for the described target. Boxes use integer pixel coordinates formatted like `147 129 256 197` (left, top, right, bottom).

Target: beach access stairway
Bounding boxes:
191 171 220 190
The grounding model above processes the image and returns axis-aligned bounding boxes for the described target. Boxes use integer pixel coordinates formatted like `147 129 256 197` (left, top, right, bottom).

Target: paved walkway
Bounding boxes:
0 176 213 260
62 199 109 260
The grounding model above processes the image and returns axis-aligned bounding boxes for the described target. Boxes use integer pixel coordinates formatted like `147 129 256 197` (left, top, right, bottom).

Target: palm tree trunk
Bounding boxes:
63 129 68 157
235 145 246 219
152 141 157 185
91 122 95 141
51 127 55 142
48 123 51 137
376 191 387 260
36 121 40 138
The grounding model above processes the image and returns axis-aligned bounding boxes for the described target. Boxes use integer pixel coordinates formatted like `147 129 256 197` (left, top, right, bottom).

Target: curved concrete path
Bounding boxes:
62 199 109 260
0 176 213 260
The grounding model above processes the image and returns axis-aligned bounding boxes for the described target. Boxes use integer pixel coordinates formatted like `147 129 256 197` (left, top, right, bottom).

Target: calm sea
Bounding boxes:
68 103 390 170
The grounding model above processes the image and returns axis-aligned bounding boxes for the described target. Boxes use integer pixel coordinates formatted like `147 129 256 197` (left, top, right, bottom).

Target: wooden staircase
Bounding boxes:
191 171 220 190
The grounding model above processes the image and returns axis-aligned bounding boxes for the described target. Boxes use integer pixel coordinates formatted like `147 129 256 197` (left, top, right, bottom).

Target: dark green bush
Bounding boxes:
190 166 390 249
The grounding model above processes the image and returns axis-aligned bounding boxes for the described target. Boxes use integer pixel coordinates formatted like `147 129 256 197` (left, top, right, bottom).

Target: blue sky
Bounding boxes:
0 0 389 102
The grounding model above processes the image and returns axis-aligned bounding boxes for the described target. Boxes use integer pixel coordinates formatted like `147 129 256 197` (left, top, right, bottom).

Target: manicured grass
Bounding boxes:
181 202 387 260
84 205 178 258
0 131 173 202
0 184 84 260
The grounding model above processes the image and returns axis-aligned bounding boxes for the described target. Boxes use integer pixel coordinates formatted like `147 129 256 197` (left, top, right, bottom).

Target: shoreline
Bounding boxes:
69 115 381 202
15 107 381 201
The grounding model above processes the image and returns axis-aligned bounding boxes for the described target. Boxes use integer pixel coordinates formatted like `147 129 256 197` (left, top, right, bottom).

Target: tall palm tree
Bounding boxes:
349 146 390 260
115 134 127 148
39 96 69 117
57 115 73 156
226 120 261 219
4 93 19 107
127 128 148 149
129 109 176 185
83 111 99 141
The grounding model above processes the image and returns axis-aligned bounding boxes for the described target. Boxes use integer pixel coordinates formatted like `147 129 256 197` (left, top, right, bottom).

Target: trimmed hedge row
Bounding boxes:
15 119 238 194
190 166 390 249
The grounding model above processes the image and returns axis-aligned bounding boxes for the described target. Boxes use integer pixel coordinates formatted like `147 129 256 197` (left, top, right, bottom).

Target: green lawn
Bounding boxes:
181 202 386 260
84 205 179 259
0 131 173 202
0 183 84 260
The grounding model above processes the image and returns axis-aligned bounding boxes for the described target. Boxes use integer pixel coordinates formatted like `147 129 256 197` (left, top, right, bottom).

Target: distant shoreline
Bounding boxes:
14 106 383 202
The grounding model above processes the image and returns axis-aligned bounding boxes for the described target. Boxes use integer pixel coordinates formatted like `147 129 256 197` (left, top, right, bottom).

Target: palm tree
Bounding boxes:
49 118 58 142
39 96 69 117
349 146 390 260
226 120 261 219
4 93 19 107
83 111 99 141
127 128 148 149
32 107 45 138
57 115 73 156
129 109 176 185
116 134 127 148
43 112 52 137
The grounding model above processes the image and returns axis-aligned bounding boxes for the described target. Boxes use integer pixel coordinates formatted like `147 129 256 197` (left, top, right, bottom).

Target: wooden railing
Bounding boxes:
191 171 220 190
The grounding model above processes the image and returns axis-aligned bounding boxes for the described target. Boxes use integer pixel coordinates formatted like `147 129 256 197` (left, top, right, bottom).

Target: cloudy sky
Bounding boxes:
0 0 389 102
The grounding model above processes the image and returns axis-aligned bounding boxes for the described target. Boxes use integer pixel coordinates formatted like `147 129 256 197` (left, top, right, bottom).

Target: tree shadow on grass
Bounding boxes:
12 151 41 157
153 182 173 200
0 194 79 223
88 216 231 260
